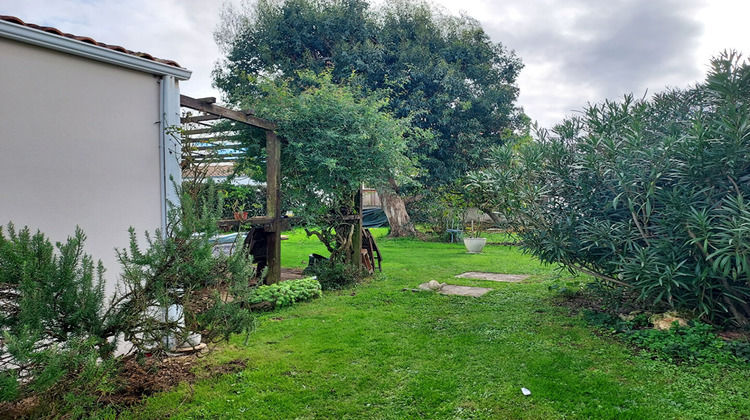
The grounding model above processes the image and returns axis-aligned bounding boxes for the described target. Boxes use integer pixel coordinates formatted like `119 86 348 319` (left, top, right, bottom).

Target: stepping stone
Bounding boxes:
418 283 493 297
455 272 529 282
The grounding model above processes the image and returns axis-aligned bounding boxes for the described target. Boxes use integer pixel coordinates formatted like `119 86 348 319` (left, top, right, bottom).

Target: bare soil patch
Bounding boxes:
280 268 306 281
0 355 248 418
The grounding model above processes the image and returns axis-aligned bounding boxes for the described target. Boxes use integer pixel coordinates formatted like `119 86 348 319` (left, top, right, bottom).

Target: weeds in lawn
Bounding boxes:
583 309 750 365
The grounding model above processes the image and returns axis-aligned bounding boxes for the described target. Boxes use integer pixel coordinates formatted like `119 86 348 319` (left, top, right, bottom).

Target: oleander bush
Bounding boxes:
469 52 750 326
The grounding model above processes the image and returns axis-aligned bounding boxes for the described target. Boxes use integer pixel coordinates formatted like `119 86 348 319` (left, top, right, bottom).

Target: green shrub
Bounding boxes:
0 224 117 407
472 52 750 325
0 185 260 414
582 309 745 365
582 309 650 333
724 339 750 363
627 322 737 365
112 185 258 354
249 278 322 309
219 183 267 219
304 261 362 290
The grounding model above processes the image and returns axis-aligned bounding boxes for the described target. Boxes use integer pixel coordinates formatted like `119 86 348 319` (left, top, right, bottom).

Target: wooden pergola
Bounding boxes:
180 95 284 284
179 95 378 283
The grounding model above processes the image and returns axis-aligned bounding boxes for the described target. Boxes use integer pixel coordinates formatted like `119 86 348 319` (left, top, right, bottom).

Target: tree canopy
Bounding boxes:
238 71 420 258
214 0 524 188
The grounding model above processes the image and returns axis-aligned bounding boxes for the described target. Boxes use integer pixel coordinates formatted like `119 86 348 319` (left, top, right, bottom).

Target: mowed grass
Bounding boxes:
127 229 750 419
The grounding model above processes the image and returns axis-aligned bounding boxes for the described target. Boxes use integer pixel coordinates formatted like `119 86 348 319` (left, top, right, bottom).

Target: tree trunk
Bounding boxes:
485 210 503 227
379 178 417 237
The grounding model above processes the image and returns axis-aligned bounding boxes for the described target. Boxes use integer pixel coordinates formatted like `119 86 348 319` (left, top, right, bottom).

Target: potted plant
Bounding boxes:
463 219 487 253
231 200 248 221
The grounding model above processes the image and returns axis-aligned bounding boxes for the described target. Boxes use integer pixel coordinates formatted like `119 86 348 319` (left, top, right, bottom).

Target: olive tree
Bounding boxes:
237 71 421 260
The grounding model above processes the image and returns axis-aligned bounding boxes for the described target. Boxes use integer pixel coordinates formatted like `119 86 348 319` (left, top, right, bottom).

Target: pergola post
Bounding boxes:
265 130 282 284
352 187 363 270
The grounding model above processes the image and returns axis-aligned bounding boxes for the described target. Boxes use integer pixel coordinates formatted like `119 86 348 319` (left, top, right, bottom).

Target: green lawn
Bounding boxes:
126 229 750 419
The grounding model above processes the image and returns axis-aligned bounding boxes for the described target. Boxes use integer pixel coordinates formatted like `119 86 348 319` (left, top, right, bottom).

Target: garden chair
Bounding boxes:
446 218 463 243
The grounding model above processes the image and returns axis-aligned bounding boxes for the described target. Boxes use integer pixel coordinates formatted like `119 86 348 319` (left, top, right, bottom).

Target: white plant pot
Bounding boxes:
176 332 202 350
187 332 202 346
463 237 487 253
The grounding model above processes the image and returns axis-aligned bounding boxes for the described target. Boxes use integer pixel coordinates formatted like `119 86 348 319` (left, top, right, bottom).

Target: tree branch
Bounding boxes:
567 262 631 288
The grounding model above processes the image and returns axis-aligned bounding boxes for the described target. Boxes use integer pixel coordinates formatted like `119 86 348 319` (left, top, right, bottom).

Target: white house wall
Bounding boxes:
0 37 163 295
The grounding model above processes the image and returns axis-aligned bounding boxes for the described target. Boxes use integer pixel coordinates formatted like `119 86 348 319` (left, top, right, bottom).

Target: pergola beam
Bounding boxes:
181 114 221 124
180 95 276 131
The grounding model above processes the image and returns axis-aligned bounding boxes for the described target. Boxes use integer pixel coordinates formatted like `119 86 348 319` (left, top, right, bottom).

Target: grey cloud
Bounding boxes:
565 0 704 97
3 0 712 127
474 0 705 125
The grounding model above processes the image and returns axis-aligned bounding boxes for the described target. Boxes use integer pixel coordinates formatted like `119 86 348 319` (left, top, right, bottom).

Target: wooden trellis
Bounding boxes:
179 95 284 284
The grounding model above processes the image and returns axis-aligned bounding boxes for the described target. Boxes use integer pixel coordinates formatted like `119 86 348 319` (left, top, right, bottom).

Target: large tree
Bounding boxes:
214 0 524 236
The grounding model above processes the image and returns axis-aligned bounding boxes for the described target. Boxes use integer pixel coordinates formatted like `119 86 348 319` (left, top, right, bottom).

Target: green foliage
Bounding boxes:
725 339 750 363
627 323 737 365
251 71 415 214
582 310 650 333
249 278 322 309
238 71 420 259
0 223 116 406
0 224 108 347
111 184 258 355
184 178 270 222
215 0 524 189
0 192 259 413
583 309 746 365
220 183 266 219
304 260 363 290
473 52 750 325
406 187 467 240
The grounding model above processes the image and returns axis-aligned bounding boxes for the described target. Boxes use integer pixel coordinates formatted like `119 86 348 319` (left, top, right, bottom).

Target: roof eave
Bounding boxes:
0 19 192 81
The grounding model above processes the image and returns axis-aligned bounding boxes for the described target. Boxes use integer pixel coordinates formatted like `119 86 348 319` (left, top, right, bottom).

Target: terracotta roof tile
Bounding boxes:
0 15 184 69
40 26 64 36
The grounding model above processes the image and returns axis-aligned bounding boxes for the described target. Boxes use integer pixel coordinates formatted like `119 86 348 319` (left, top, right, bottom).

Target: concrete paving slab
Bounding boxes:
419 283 493 297
455 272 529 282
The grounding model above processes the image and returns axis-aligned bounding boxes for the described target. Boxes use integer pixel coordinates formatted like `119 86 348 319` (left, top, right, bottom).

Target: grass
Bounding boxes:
123 229 750 419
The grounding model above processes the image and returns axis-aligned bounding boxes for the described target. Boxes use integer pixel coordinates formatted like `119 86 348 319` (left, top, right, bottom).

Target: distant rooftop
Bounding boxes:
0 15 184 69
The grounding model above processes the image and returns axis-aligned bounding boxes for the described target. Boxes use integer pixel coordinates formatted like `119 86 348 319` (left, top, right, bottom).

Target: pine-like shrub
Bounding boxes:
110 184 258 355
0 184 261 413
0 224 116 406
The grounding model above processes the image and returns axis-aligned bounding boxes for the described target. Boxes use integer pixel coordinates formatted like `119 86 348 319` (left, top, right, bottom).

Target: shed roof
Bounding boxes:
0 15 184 69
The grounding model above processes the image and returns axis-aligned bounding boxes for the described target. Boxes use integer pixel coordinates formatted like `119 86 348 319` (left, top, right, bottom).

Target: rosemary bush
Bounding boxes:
0 224 115 406
111 184 258 354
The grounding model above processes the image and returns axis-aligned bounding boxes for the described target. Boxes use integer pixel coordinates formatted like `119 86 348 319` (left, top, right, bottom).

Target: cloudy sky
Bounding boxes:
3 0 749 128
